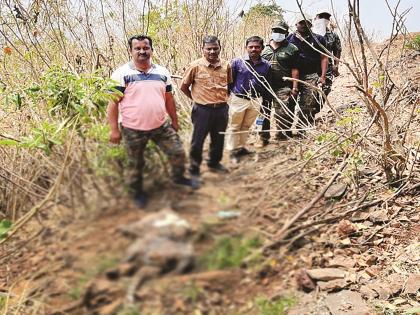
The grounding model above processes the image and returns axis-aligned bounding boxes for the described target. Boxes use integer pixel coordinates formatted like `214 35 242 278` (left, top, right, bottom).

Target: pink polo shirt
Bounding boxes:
111 62 173 131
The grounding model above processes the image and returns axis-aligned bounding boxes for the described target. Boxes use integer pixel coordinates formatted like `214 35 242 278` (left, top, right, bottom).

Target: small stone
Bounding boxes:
404 274 420 294
369 209 389 223
307 268 346 281
351 211 370 222
360 285 379 299
325 183 348 199
365 266 381 277
365 255 377 266
328 256 356 269
295 269 316 292
325 290 371 315
372 282 394 300
337 220 357 236
318 279 348 292
410 215 419 222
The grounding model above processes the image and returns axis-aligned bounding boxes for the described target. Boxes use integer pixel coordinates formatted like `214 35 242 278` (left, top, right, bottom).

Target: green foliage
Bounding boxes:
199 235 262 270
0 295 6 310
337 107 362 127
19 121 68 155
0 139 19 146
315 132 338 144
86 124 127 177
403 307 420 314
255 295 297 315
182 282 203 304
0 220 12 239
68 286 83 300
247 3 283 17
28 67 121 126
405 35 420 50
303 150 315 160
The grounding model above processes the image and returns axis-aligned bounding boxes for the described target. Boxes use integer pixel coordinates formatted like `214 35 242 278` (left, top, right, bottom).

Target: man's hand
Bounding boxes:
333 65 340 77
318 76 326 86
109 129 122 144
171 121 180 132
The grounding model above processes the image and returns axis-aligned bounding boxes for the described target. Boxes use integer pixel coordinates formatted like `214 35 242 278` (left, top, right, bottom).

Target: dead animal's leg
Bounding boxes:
125 266 161 305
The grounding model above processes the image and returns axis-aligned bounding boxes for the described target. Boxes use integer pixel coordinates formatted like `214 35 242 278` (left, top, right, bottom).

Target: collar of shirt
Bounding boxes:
243 54 264 66
199 57 221 69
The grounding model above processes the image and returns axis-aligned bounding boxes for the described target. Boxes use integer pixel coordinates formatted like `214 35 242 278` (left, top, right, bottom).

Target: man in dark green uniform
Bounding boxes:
257 21 300 145
314 10 342 96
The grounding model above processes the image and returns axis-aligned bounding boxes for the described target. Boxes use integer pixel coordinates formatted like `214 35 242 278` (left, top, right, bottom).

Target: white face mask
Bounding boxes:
271 33 286 42
312 19 327 36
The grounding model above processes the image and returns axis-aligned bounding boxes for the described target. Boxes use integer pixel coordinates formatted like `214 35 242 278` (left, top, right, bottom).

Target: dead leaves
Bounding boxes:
3 46 12 55
337 220 358 236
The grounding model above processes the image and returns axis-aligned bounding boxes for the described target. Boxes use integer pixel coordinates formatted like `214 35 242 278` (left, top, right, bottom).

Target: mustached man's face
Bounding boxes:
202 42 221 63
130 39 152 63
246 41 263 59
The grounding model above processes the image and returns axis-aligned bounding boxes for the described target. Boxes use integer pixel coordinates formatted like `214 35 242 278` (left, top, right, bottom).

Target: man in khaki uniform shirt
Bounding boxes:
181 35 232 180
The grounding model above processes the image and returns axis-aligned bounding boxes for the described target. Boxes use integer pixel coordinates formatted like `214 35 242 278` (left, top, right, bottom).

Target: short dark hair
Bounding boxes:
246 36 264 47
202 35 220 48
128 35 153 50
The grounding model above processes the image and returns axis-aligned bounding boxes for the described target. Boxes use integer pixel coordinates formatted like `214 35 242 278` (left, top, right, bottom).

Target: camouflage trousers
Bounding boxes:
322 69 334 96
260 87 294 140
298 73 323 126
272 87 294 138
121 121 186 194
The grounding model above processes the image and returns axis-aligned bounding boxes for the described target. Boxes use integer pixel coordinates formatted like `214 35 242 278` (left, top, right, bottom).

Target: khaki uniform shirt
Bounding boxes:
182 57 232 105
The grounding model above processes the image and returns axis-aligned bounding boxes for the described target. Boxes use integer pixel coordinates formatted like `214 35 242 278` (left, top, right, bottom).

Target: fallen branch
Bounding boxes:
264 157 348 251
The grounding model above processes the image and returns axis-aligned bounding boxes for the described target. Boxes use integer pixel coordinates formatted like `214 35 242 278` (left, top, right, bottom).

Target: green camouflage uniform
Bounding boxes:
122 121 185 193
298 73 321 126
323 30 342 96
261 41 299 139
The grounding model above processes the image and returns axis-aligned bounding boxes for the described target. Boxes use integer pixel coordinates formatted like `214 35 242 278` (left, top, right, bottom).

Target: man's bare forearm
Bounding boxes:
320 55 328 78
165 93 178 125
291 68 299 89
107 100 119 131
180 83 192 99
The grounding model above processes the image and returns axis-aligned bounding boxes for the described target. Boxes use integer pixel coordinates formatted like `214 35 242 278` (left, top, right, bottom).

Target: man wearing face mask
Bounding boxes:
257 21 299 145
287 14 328 129
313 10 342 96
181 36 232 183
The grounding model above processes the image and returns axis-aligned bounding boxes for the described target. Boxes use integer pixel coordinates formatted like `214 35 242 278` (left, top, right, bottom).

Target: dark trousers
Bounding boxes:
189 103 228 174
260 98 272 141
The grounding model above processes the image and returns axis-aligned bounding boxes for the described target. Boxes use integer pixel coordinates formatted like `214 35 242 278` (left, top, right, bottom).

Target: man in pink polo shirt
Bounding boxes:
107 35 194 208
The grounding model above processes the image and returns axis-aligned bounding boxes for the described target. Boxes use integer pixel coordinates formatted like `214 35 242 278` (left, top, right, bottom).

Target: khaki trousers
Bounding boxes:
226 94 261 151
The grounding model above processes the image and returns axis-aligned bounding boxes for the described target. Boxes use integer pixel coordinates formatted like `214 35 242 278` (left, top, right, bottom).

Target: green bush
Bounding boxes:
199 235 262 270
255 295 297 315
406 35 420 51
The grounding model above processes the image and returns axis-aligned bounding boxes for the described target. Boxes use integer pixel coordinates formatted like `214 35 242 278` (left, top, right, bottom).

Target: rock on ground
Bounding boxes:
325 290 371 315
